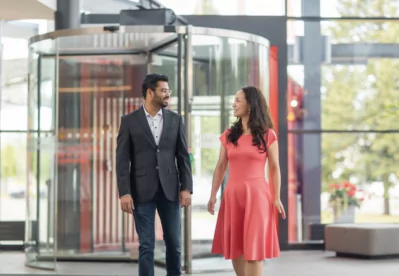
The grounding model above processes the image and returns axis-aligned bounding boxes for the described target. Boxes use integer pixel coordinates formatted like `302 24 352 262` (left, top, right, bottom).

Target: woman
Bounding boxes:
208 86 286 276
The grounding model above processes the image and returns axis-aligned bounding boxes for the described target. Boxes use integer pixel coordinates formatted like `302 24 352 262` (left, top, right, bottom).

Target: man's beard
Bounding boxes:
153 95 169 108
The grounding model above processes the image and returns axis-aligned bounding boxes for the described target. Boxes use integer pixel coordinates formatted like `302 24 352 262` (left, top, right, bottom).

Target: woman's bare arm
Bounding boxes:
267 141 281 200
210 146 229 198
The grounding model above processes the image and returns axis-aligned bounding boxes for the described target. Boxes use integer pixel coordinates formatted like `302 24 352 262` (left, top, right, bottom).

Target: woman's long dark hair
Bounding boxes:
227 86 274 153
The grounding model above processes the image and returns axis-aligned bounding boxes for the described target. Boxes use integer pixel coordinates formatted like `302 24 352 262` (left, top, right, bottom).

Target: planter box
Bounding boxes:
334 206 356 223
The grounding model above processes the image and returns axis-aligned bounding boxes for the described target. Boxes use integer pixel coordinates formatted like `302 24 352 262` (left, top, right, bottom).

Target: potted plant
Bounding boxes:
328 182 364 223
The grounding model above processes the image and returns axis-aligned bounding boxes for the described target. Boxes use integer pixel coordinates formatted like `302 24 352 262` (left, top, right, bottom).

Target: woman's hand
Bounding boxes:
274 199 286 219
207 196 217 215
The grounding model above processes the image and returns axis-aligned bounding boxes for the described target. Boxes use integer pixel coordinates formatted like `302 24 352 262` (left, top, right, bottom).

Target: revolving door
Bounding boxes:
26 25 271 272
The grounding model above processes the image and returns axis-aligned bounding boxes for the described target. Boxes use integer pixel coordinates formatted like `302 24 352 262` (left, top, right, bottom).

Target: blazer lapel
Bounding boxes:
137 106 156 146
159 108 171 144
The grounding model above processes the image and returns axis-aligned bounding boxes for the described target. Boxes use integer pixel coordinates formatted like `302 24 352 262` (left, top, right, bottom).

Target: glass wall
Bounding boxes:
0 36 30 223
0 26 32 259
287 0 399 244
25 39 58 270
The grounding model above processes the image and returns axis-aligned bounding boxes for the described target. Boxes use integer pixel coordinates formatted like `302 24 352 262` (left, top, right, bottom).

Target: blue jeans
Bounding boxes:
133 191 181 276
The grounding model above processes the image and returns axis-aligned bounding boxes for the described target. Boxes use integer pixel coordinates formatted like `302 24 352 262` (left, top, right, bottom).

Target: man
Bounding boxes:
116 73 193 276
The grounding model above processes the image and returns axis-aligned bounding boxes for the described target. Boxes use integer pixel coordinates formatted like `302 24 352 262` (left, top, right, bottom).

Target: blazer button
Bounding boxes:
156 166 159 170
157 149 160 152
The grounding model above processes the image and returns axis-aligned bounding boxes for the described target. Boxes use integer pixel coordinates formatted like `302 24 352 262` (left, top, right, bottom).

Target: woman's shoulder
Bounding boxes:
264 128 278 147
265 128 277 136
220 128 232 139
223 128 232 135
219 128 232 146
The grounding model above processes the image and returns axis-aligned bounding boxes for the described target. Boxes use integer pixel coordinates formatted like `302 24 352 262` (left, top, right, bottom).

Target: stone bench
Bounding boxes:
325 224 399 258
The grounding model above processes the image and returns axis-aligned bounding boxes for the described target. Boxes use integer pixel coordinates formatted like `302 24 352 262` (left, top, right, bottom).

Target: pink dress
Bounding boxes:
211 129 280 261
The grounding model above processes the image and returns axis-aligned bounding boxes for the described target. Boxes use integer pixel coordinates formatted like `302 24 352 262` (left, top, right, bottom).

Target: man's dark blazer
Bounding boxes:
116 106 193 204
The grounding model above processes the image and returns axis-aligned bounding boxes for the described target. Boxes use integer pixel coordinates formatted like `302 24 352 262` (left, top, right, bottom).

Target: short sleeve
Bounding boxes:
219 129 229 147
266 129 277 148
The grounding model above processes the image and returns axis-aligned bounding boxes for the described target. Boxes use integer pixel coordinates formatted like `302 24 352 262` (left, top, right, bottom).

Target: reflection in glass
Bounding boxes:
56 55 130 256
287 133 399 243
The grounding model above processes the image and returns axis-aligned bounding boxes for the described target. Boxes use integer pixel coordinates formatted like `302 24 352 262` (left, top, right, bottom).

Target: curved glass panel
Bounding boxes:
25 39 57 270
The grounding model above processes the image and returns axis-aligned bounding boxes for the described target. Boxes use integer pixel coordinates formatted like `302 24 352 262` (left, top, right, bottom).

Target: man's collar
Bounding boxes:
143 104 163 117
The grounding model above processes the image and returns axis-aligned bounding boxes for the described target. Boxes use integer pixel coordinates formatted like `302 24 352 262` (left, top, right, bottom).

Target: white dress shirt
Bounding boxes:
143 105 163 145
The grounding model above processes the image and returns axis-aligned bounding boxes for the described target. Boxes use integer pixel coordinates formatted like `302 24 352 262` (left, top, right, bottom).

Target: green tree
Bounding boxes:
322 0 399 214
321 66 367 190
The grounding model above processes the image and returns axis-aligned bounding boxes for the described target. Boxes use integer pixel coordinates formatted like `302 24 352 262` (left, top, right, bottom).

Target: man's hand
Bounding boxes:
179 190 191 208
120 194 134 214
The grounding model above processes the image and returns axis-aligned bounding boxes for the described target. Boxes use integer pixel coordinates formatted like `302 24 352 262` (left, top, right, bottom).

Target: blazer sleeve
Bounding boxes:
116 115 132 198
175 115 193 194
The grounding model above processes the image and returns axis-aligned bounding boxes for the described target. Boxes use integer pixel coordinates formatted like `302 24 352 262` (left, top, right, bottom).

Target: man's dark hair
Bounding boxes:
142 73 169 98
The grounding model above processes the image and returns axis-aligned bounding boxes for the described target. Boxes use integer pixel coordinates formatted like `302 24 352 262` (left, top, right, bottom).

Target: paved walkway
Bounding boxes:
0 251 398 276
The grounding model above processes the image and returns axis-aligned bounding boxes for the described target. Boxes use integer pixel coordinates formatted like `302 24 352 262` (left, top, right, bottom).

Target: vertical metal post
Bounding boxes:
36 56 42 253
46 179 50 249
121 67 127 253
177 32 184 272
177 34 183 115
53 38 60 267
219 39 227 196
301 0 322 240
183 25 193 274
55 0 81 30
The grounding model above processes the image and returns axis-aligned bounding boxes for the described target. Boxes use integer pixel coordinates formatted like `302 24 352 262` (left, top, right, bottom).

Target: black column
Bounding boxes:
56 60 82 252
54 0 82 252
55 0 81 30
301 0 322 240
